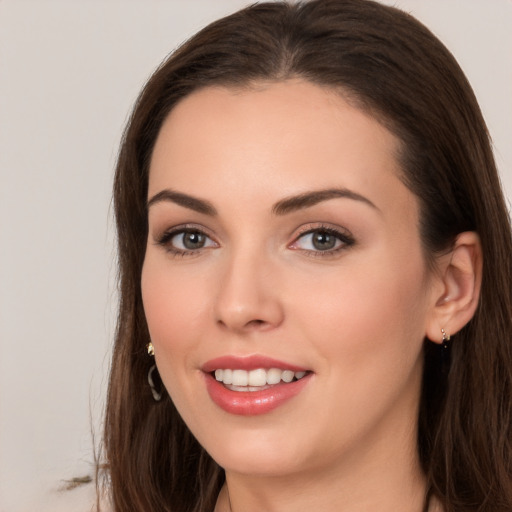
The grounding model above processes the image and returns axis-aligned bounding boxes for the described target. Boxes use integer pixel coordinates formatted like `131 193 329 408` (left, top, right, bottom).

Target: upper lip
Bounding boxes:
202 355 309 373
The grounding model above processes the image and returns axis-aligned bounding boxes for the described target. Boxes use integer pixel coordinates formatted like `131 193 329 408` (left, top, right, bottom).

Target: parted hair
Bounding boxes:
104 1 512 511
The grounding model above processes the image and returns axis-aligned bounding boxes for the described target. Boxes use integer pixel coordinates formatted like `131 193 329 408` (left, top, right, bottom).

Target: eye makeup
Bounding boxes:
154 223 218 258
289 223 355 258
153 220 355 260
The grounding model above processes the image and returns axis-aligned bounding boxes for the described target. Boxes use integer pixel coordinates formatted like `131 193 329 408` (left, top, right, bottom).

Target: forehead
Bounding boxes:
148 80 414 222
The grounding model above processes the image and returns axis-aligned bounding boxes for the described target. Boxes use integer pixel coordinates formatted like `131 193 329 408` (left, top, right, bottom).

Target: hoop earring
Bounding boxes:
441 328 451 350
148 364 163 402
146 342 162 401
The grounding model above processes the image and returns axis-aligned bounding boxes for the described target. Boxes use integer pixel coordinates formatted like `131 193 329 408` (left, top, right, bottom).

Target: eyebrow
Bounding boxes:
272 188 379 215
147 187 378 216
147 189 217 216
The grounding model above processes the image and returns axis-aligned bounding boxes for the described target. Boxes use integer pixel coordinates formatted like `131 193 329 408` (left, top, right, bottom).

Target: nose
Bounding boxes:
213 250 284 334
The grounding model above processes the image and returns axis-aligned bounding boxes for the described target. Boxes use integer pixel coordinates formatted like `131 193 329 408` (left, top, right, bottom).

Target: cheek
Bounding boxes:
292 251 429 380
141 255 208 374
286 259 429 446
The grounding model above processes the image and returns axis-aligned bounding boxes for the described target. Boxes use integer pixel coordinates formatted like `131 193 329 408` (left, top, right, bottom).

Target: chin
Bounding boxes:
196 423 313 477
214 447 306 478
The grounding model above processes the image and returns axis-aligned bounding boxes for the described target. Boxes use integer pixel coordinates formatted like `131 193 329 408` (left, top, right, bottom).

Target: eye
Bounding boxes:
156 227 217 256
290 226 354 255
299 230 339 251
172 231 211 250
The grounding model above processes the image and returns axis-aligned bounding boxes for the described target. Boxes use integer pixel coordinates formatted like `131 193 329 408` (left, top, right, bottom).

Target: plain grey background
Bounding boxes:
1 1 511 510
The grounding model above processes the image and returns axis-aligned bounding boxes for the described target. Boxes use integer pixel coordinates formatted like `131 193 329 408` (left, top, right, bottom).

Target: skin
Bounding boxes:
141 80 475 512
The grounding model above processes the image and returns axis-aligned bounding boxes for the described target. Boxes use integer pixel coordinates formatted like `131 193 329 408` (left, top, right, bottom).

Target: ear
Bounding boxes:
425 231 483 344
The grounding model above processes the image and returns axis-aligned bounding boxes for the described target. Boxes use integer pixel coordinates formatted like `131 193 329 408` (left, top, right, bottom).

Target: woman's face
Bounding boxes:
142 80 440 478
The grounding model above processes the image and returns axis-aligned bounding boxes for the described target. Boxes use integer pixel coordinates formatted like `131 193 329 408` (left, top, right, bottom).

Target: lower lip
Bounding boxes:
204 373 312 416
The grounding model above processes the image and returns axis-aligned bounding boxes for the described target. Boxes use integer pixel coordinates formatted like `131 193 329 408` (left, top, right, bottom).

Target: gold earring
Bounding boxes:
146 342 162 401
441 328 451 349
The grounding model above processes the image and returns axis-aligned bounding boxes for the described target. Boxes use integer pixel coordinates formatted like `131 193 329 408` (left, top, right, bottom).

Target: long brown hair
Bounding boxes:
104 1 512 510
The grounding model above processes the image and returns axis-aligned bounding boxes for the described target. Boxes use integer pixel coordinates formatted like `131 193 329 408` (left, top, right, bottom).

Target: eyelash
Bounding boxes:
289 224 355 257
155 224 218 258
155 224 355 258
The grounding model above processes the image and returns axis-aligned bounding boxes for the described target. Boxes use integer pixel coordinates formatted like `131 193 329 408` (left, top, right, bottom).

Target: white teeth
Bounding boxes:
213 367 308 388
223 368 233 384
232 369 248 386
281 370 294 383
266 368 282 385
248 368 267 386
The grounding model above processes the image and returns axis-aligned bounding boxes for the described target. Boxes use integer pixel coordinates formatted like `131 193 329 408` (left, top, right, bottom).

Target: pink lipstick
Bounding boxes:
202 355 312 416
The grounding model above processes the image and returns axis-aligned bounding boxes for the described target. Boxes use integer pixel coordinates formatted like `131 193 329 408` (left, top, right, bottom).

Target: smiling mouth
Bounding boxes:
212 368 309 392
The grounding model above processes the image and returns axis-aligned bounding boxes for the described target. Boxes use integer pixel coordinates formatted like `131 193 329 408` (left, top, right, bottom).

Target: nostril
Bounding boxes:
247 319 266 327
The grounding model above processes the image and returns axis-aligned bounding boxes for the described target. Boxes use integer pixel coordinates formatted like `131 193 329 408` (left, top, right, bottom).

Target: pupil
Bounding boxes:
183 232 205 249
313 231 336 250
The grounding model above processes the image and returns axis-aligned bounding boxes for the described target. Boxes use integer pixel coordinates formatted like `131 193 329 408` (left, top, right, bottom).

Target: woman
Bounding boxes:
103 1 512 511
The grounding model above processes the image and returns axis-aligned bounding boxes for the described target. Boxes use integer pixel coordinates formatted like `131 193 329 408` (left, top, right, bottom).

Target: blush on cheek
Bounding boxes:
305 268 424 367
142 265 206 368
